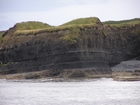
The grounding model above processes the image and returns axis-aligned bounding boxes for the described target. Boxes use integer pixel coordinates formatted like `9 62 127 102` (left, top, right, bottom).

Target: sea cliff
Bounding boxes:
0 17 140 78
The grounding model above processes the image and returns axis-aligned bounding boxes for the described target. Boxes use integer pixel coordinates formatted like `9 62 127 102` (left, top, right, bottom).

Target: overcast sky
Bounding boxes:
0 0 140 30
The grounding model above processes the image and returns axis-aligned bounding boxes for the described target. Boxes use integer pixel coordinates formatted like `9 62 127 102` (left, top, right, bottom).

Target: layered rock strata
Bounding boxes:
0 17 140 78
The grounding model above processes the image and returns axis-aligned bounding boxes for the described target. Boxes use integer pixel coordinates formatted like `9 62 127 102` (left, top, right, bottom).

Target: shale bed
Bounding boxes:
0 17 140 80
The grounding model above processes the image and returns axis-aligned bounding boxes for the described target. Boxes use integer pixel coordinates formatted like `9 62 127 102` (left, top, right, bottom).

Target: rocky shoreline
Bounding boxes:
112 71 140 81
0 70 139 81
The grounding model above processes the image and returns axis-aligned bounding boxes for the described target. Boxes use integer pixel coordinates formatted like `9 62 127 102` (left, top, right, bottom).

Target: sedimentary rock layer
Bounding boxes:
0 17 140 77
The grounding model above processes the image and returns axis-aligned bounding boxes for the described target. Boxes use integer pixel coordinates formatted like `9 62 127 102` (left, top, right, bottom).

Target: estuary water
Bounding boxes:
0 78 140 105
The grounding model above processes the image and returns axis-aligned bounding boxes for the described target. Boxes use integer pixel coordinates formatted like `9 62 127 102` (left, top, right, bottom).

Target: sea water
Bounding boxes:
0 78 140 105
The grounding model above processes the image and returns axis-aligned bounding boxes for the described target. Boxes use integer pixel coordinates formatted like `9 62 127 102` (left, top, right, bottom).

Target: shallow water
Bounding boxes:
0 78 140 105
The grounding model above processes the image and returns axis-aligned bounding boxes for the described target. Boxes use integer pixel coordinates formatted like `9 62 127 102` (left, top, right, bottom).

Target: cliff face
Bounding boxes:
0 17 140 77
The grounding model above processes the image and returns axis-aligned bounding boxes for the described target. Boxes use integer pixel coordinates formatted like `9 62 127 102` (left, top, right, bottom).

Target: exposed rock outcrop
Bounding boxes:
0 17 140 78
111 60 140 72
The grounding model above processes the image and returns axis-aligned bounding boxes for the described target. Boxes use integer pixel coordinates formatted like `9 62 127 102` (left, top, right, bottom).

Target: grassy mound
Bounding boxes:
15 21 51 30
61 17 100 26
15 17 100 35
103 18 140 27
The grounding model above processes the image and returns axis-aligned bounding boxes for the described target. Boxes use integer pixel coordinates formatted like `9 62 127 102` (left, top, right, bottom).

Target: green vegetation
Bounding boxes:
15 17 99 34
4 17 140 43
61 17 99 26
0 31 5 43
16 21 51 30
103 18 140 27
0 35 3 43
0 31 5 36
14 17 100 43
60 27 80 44
15 23 96 35
15 25 81 43
15 25 70 35
49 17 100 43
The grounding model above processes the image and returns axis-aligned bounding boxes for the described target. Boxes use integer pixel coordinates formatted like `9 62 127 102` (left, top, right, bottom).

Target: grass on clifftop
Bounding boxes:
16 21 51 30
0 31 5 43
61 17 100 26
14 17 101 43
15 17 100 35
12 17 140 43
103 18 140 27
0 35 3 43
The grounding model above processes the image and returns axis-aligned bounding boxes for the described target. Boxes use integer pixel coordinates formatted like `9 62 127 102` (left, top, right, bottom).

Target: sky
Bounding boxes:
0 0 140 30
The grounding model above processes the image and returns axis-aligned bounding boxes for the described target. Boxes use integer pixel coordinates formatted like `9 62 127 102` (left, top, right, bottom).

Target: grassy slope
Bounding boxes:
1 17 140 43
3 17 138 44
59 17 100 43
14 17 100 43
103 18 140 27
14 17 100 35
61 17 99 26
16 21 51 30
0 31 5 43
14 18 140 35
